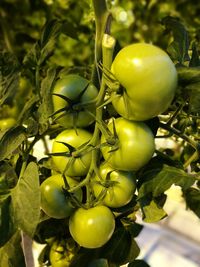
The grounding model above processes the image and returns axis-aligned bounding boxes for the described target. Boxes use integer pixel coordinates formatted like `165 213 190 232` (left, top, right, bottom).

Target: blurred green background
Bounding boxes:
1 0 200 68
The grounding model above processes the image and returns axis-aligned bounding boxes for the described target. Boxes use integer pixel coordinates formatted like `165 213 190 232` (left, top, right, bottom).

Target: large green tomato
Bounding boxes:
40 174 82 219
53 74 98 128
49 239 76 267
101 117 155 171
52 128 92 176
69 206 115 248
111 43 178 121
92 162 136 208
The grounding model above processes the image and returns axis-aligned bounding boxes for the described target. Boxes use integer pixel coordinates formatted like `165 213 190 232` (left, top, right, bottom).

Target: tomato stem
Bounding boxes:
69 34 116 203
91 0 110 87
35 65 41 99
68 2 116 206
183 150 199 169
159 121 200 151
166 103 185 125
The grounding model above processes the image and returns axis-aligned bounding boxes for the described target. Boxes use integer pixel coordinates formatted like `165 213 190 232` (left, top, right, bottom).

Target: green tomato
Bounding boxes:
53 74 98 128
92 162 136 208
101 117 155 171
69 206 115 248
1 104 19 119
40 174 82 219
52 128 92 176
0 118 16 131
49 239 76 267
111 43 178 121
19 76 31 94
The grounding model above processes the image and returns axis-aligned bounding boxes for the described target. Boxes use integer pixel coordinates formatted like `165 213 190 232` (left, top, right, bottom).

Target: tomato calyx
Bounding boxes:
50 143 89 176
49 238 79 267
98 62 120 93
52 81 97 128
50 139 92 159
53 82 89 111
94 171 119 188
50 142 75 158
102 119 120 152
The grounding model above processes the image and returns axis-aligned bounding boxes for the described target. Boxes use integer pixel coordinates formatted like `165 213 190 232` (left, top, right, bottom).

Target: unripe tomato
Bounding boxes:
92 162 136 208
69 206 115 248
40 174 82 219
52 128 92 176
19 76 31 95
49 239 77 267
111 43 178 121
101 117 155 171
53 74 98 128
0 118 16 131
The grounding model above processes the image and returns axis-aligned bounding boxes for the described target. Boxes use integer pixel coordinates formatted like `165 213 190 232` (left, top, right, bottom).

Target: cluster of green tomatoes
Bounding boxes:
40 43 177 266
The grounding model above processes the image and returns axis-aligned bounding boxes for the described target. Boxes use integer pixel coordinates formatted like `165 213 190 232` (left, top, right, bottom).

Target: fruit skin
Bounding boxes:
69 206 115 249
101 117 155 171
92 162 136 208
111 43 178 121
40 174 82 219
52 128 92 176
53 74 98 128
49 239 76 267
0 118 16 131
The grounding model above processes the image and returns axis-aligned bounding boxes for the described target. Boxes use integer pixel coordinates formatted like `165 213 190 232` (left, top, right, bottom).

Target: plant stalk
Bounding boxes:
69 33 116 196
159 122 199 150
91 0 109 87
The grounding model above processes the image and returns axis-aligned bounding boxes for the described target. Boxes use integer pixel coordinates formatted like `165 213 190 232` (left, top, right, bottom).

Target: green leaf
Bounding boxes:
137 165 196 199
23 42 40 68
101 227 140 265
38 67 58 134
37 244 50 266
70 248 98 267
61 20 79 39
178 67 200 83
18 94 39 124
39 20 62 65
0 126 26 161
23 20 61 67
162 16 190 64
126 238 140 263
0 161 18 190
11 162 40 237
34 217 68 244
126 222 144 238
25 117 39 136
40 19 61 48
139 196 167 223
128 259 150 267
111 195 137 214
0 195 17 247
88 259 109 267
185 82 200 113
0 52 20 106
177 66 200 112
189 43 200 67
0 231 26 267
183 187 200 218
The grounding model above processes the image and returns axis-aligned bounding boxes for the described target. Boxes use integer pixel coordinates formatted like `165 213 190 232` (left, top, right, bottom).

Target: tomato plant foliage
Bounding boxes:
0 1 200 267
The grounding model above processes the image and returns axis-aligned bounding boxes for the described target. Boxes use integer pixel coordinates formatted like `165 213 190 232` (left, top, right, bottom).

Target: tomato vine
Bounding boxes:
0 1 200 267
